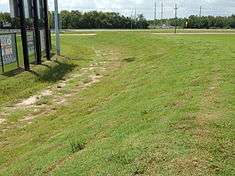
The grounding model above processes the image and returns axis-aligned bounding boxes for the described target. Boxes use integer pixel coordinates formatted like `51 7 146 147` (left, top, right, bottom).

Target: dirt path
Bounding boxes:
0 48 121 131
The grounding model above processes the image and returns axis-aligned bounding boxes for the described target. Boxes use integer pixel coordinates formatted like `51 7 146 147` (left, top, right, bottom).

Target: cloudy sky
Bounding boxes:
0 0 234 19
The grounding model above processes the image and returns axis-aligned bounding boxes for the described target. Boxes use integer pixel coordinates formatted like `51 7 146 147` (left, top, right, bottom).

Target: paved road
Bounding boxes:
60 29 235 33
152 33 235 35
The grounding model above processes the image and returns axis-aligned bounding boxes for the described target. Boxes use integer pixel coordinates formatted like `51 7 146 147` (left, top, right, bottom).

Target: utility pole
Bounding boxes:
130 10 133 29
160 1 163 27
174 4 178 34
54 0 61 55
199 6 202 29
134 8 137 29
154 1 157 27
199 6 202 17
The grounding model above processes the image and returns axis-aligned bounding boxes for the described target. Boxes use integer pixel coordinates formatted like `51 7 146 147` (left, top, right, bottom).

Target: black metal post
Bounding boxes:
0 40 4 73
43 0 51 60
14 33 20 68
17 0 30 71
32 0 42 64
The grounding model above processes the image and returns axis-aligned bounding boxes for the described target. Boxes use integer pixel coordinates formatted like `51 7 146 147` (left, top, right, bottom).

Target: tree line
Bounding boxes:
1 11 235 29
58 11 148 29
0 11 148 29
150 15 235 29
0 12 43 29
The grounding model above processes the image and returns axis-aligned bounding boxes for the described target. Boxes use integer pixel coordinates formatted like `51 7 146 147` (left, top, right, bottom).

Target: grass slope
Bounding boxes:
0 32 234 175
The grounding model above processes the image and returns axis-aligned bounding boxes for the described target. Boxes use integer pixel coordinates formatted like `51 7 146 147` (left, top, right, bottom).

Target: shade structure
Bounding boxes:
9 0 44 19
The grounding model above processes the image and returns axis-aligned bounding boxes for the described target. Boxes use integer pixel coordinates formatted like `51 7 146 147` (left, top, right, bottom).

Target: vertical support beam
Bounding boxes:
33 0 42 64
54 0 61 55
18 0 30 71
14 33 20 68
43 0 50 60
0 40 4 73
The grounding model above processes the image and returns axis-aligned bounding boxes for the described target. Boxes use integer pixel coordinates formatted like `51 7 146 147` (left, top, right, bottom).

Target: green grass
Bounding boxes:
0 34 96 106
0 31 234 175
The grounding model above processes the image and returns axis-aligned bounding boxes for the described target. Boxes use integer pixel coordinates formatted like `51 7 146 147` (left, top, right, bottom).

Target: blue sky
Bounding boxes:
0 0 234 19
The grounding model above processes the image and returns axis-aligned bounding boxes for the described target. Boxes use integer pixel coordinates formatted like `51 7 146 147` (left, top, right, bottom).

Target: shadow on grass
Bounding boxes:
29 60 75 83
1 59 75 84
2 67 25 77
122 57 136 63
60 54 92 63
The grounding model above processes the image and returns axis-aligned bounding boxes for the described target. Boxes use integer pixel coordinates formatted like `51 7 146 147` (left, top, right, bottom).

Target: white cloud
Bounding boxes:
1 0 234 19
0 0 9 5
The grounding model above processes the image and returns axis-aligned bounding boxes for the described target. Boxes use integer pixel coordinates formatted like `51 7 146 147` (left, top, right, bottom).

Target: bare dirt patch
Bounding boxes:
41 90 53 96
171 153 214 175
0 118 6 125
16 95 39 107
1 49 121 129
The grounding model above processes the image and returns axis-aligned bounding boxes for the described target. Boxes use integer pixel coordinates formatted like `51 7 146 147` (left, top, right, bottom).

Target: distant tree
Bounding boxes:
136 14 148 29
2 10 234 30
229 15 235 28
59 10 148 29
0 12 11 28
149 14 235 29
60 10 72 29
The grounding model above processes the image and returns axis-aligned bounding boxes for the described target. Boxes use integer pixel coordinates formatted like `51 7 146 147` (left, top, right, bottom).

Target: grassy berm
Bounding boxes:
0 31 234 175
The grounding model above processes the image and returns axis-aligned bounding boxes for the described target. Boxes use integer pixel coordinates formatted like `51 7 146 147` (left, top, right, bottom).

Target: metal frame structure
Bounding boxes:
9 0 51 71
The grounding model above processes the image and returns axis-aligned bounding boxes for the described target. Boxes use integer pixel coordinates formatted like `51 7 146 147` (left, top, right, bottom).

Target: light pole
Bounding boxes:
54 0 61 55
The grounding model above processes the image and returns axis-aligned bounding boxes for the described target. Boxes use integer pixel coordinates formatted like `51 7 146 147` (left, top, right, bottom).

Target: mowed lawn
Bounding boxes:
0 31 234 175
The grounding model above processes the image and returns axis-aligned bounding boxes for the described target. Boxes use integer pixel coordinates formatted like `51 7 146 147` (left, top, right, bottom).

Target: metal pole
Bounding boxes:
54 0 61 55
200 6 202 17
0 40 4 73
134 8 137 29
33 0 42 64
43 0 51 60
14 33 20 68
18 0 30 71
130 10 133 29
174 4 178 34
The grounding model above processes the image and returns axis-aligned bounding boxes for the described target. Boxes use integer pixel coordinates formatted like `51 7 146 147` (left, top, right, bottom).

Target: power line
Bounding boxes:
57 6 234 14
